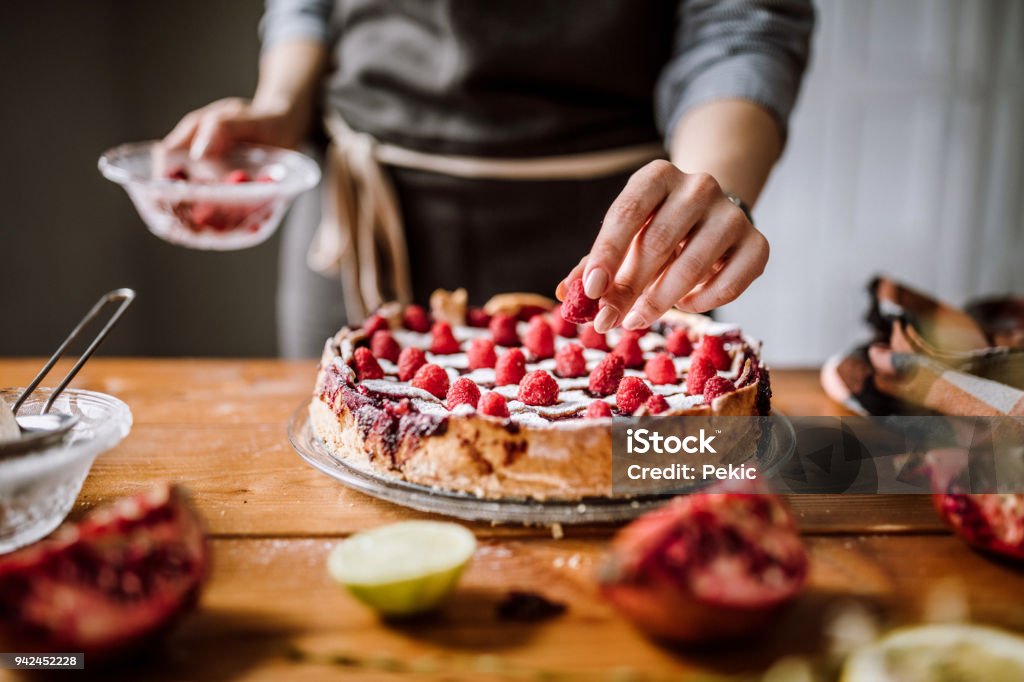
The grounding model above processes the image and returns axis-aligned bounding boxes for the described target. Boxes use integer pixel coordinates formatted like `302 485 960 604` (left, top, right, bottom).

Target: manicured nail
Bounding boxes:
622 311 646 330
555 281 567 302
584 268 608 299
594 305 619 334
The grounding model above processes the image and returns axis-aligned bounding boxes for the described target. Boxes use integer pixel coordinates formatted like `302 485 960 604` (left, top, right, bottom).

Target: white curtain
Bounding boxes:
719 0 1024 366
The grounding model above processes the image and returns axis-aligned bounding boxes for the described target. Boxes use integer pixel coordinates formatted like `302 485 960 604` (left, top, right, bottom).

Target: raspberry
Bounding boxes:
411 363 449 399
402 305 430 333
555 343 587 378
562 278 599 324
478 391 510 418
645 394 669 415
397 347 427 382
588 354 624 396
467 337 497 370
370 330 401 363
363 314 390 337
430 321 460 355
495 348 527 386
585 400 612 419
685 356 717 396
703 376 737 404
550 305 578 338
446 377 481 410
644 352 677 385
489 313 520 347
518 370 559 406
696 335 731 371
224 169 252 183
612 333 644 369
523 316 555 359
616 376 653 414
352 347 383 381
666 327 693 357
517 305 547 321
579 324 609 351
467 307 491 328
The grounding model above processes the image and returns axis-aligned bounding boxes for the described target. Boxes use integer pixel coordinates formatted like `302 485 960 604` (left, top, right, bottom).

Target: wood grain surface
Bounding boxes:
1 358 1021 681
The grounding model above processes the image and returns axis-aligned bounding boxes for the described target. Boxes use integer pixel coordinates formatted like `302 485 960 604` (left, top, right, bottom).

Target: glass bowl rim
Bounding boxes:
97 140 321 196
0 386 133 465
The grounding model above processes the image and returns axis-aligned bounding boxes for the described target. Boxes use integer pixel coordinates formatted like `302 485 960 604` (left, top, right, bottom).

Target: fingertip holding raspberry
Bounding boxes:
518 370 559 406
616 376 653 414
562 279 599 324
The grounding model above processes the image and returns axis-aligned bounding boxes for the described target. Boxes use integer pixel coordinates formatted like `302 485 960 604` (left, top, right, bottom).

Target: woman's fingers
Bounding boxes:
162 110 203 151
583 160 676 302
555 256 588 302
674 229 769 312
620 205 746 327
599 173 721 331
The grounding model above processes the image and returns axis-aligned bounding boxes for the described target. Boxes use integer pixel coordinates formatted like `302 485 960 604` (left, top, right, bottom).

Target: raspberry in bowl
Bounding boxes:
98 141 320 250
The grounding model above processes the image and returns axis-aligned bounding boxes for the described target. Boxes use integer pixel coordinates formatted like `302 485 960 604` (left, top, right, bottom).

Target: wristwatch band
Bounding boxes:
724 190 754 226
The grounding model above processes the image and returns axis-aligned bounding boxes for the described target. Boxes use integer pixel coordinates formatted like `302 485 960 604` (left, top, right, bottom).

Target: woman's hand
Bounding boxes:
557 159 769 333
161 97 306 158
162 41 327 158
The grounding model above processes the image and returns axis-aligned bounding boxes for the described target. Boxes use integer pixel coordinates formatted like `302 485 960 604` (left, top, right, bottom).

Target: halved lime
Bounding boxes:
327 521 476 617
841 623 1024 682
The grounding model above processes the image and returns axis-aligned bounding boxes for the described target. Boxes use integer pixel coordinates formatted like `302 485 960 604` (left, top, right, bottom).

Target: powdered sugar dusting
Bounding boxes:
333 312 754 428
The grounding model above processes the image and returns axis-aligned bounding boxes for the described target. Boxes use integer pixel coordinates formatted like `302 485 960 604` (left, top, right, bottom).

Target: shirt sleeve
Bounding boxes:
260 0 334 52
655 0 815 146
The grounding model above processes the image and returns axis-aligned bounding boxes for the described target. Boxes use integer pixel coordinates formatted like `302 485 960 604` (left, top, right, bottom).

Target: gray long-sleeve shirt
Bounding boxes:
261 0 814 157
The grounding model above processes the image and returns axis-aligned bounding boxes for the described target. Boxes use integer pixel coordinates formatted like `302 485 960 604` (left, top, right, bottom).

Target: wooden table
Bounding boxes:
2 359 1023 681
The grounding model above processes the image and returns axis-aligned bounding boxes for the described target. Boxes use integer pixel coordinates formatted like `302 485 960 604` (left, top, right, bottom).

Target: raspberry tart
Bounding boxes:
310 290 771 500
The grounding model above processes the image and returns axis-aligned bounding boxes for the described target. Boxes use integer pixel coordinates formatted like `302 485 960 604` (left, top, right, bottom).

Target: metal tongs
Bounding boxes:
0 288 135 458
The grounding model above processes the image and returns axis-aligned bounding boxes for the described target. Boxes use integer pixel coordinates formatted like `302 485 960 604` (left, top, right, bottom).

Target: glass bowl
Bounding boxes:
0 388 132 554
98 141 321 250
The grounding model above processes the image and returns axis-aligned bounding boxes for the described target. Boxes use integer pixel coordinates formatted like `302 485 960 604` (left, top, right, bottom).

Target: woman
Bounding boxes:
164 0 814 357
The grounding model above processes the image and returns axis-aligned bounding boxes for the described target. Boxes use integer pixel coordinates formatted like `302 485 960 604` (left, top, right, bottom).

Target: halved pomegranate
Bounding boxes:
600 485 808 642
0 484 208 658
933 493 1024 562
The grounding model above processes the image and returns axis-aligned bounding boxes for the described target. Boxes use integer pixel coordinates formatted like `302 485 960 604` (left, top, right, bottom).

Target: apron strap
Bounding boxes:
309 110 664 322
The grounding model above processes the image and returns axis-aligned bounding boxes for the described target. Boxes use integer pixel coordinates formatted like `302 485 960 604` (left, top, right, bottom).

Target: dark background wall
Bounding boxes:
0 1 275 357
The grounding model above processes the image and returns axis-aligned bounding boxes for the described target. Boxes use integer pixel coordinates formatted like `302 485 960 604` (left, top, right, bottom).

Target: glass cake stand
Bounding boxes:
288 404 796 525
